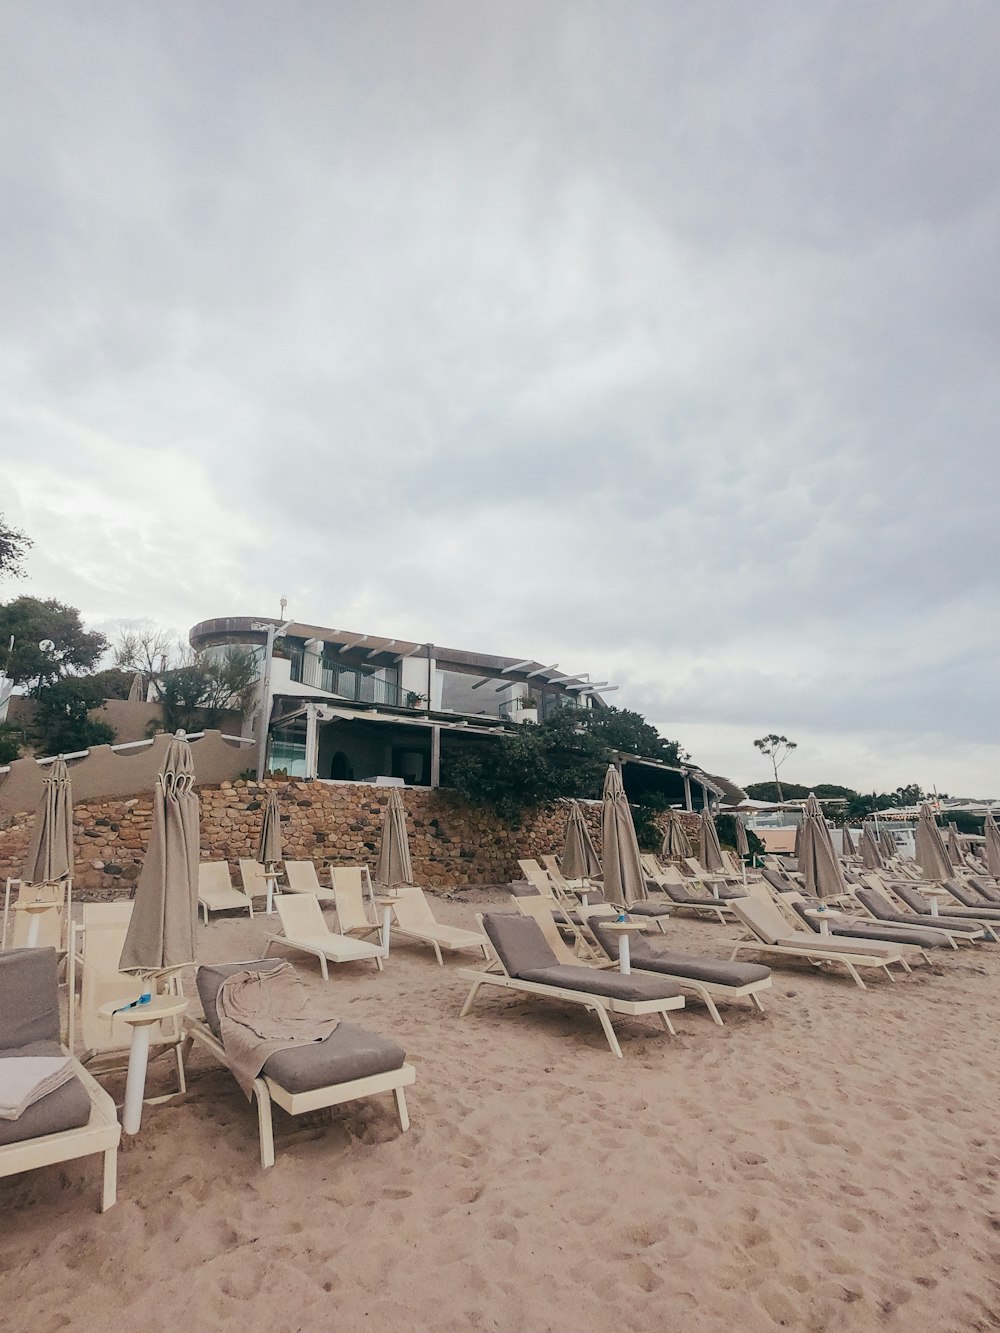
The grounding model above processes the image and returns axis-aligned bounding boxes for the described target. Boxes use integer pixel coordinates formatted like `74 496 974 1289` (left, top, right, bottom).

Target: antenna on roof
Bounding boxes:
279 595 287 619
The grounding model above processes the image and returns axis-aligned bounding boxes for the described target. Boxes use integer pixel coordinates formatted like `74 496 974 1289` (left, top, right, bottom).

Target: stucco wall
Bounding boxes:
0 776 702 896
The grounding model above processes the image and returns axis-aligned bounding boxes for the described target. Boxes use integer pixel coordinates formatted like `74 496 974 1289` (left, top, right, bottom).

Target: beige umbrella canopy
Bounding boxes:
946 824 963 869
734 816 750 858
915 804 951 882
798 794 848 900
860 823 884 871
127 672 144 703
120 733 199 975
660 810 692 861
257 791 283 867
601 765 646 904
878 828 897 860
699 808 725 875
376 786 413 887
562 800 601 881
22 757 74 885
841 823 856 857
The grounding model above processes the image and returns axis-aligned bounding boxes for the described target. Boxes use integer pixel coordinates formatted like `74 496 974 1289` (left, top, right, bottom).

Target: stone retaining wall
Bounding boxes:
0 778 703 896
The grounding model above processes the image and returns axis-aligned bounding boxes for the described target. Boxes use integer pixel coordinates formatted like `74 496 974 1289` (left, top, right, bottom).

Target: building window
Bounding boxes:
268 720 307 776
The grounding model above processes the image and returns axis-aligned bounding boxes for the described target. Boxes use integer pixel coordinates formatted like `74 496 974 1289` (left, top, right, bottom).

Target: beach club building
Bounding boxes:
188 615 725 809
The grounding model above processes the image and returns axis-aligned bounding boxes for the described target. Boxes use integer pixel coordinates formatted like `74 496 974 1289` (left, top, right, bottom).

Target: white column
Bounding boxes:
304 703 319 779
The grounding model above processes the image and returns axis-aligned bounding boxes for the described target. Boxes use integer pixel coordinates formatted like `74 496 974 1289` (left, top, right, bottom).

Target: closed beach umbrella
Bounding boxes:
257 791 283 867
841 823 856 857
127 672 144 703
601 765 646 904
915 804 951 881
699 808 725 874
376 786 413 887
878 828 897 860
562 800 601 881
946 824 963 869
734 816 750 858
120 732 199 974
984 811 1000 879
860 823 884 871
22 757 74 885
660 810 691 861
799 794 848 900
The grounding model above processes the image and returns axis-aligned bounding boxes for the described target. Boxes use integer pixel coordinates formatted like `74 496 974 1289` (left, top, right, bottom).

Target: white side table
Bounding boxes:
99 996 189 1134
375 892 403 957
803 907 847 936
598 919 653 974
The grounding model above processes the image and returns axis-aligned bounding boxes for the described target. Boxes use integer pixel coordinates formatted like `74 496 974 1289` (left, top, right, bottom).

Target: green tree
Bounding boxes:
30 678 116 755
586 707 687 764
153 649 259 734
0 597 107 686
0 515 32 581
752 734 797 801
0 723 22 764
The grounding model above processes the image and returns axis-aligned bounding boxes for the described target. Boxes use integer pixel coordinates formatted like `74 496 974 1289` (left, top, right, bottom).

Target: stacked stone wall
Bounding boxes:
0 778 703 897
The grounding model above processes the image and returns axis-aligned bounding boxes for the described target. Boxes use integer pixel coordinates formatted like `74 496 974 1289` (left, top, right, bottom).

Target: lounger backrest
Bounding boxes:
682 858 705 878
517 860 554 896
893 883 931 914
480 912 559 979
0 947 60 1049
79 921 148 1054
972 877 1000 904
945 879 980 907
239 858 270 895
390 885 438 930
856 886 894 917
733 897 792 946
82 901 133 928
284 861 321 893
331 868 377 932
199 862 233 893
761 868 794 895
513 895 578 966
276 893 327 938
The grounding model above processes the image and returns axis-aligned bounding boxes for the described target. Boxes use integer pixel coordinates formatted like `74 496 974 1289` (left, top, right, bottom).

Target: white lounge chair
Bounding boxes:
283 860 337 904
386 885 489 966
265 894 384 978
239 858 278 901
198 861 254 924
330 867 382 940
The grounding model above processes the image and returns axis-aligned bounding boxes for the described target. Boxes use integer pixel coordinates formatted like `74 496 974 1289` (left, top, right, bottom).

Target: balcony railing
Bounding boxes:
319 663 401 707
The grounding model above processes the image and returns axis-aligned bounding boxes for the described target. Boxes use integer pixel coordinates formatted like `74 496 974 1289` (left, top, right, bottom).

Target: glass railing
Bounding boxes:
319 664 401 707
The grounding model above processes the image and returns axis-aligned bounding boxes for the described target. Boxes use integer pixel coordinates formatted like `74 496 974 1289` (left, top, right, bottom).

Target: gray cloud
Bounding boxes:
2 1 999 794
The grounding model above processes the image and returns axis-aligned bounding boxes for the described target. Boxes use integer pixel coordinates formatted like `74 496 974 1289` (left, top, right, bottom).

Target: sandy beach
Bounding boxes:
3 888 1000 1333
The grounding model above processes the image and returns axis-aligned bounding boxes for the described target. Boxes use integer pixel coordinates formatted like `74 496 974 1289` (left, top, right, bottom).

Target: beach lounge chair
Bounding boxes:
517 859 557 897
853 885 983 948
513 889 604 965
197 861 254 924
283 860 338 904
385 885 489 966
265 894 385 977
782 893 947 962
639 858 734 924
67 906 188 1098
239 858 278 901
187 959 415 1167
969 876 1000 905
942 878 1000 914
887 882 1000 940
729 898 909 990
540 853 672 931
586 911 771 1026
0 948 120 1211
330 867 382 939
459 913 685 1057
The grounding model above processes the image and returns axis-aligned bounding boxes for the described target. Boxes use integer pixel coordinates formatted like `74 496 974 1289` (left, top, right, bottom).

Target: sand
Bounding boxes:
3 888 1000 1333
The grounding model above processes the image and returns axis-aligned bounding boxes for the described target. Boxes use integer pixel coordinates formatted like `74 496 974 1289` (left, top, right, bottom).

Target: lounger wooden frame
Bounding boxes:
0 1056 120 1211
284 860 338 903
458 914 684 1058
198 861 254 924
386 886 490 966
184 1017 415 1168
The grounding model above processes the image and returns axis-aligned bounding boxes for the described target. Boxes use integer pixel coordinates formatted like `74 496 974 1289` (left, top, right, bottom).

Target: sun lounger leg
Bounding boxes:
394 1086 410 1132
882 964 896 982
101 1148 117 1211
691 983 723 1027
591 1006 623 1058
174 1041 187 1095
318 953 329 981
459 981 483 1018
896 956 911 974
659 1011 677 1037
843 961 867 990
254 1079 275 1168
750 992 766 1014
373 953 384 972
202 903 209 925
432 941 443 966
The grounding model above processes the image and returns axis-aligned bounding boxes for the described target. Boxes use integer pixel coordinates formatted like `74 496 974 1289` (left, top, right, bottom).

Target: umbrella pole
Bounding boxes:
265 863 277 914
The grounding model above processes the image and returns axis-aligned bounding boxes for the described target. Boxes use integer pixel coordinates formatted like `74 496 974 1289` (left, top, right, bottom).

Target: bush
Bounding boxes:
0 723 21 764
30 679 116 755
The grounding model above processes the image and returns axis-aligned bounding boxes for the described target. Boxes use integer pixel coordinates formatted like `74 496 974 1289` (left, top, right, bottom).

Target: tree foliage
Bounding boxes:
0 515 32 582
0 723 22 764
153 649 259 734
30 678 116 756
752 733 797 801
0 597 107 686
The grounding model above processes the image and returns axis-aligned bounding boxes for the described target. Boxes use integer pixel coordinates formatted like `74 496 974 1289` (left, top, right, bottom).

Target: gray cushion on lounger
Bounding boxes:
0 1040 92 1147
945 879 1000 913
761 869 798 896
892 884 999 923
661 884 713 905
789 901 949 949
481 913 559 976
196 962 406 1092
513 965 682 1004
618 903 672 919
587 917 770 985
854 888 980 935
0 948 61 1050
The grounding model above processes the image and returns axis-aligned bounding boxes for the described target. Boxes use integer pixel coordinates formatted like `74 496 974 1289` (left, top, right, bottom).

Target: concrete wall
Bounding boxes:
0 776 702 896
0 729 258 825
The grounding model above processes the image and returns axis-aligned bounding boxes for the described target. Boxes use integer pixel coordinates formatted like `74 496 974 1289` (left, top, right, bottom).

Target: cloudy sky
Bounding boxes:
3 2 998 795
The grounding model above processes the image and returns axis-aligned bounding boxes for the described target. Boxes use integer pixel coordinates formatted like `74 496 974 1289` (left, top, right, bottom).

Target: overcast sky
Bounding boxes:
3 2 998 795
